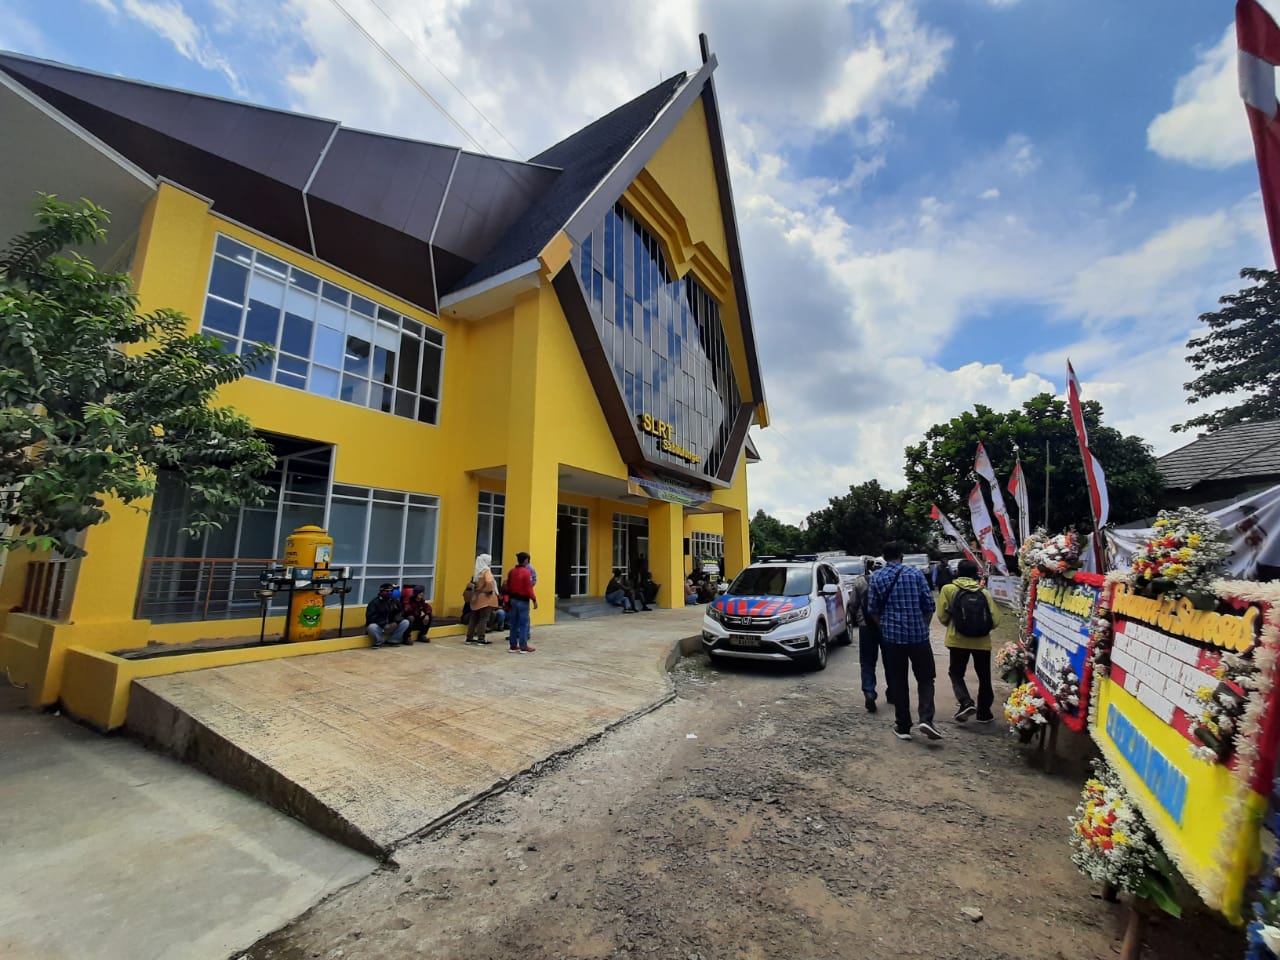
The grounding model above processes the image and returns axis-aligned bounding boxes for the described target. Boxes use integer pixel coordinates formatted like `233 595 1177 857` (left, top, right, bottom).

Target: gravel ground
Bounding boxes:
243 624 1240 960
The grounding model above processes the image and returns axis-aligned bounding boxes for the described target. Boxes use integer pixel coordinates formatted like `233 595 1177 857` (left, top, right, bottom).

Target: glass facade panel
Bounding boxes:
199 234 445 424
575 204 742 477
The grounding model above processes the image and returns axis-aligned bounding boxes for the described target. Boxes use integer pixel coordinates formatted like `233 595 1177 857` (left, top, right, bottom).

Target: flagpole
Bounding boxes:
1044 439 1050 529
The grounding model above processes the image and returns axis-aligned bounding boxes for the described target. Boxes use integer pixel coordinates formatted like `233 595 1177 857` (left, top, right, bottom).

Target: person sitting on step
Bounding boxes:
606 569 638 613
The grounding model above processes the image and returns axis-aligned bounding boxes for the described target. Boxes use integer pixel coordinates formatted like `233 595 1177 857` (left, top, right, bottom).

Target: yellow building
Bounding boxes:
0 44 768 713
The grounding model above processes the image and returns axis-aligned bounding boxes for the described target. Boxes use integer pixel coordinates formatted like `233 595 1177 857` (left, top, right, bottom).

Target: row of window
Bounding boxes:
201 235 445 424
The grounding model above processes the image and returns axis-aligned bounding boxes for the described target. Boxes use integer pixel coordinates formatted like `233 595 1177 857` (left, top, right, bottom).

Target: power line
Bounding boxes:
324 0 496 156
362 0 522 159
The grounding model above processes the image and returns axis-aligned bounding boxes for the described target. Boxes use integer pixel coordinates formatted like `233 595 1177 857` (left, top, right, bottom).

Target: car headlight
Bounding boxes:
707 605 724 623
775 605 810 625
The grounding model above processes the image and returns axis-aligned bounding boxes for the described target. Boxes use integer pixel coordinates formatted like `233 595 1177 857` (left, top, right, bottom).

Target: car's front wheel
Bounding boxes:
808 621 829 671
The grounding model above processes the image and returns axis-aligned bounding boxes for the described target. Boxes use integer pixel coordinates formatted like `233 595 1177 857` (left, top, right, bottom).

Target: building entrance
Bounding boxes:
555 505 589 599
612 513 649 578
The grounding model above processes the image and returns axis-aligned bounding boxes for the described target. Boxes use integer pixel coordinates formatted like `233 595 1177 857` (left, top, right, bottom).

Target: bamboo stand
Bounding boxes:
1119 900 1149 960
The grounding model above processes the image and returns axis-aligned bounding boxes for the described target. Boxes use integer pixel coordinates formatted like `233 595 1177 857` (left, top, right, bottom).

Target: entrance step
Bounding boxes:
554 597 626 620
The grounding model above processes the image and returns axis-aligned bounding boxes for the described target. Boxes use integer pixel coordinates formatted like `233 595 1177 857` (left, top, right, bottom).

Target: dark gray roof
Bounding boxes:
1157 419 1280 488
452 72 688 292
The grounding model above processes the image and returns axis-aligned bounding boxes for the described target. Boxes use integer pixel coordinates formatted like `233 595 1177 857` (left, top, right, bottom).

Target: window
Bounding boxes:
691 532 724 562
577 205 742 477
331 484 440 605
200 234 445 424
476 491 505 578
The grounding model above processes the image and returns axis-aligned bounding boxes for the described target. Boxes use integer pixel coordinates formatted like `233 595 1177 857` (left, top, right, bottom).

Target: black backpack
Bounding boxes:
948 586 994 637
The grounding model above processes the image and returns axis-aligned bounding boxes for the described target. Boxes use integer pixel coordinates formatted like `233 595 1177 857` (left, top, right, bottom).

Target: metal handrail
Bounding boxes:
135 555 282 623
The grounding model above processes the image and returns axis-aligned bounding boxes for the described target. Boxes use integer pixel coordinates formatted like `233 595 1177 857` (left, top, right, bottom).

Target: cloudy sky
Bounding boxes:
1 0 1274 523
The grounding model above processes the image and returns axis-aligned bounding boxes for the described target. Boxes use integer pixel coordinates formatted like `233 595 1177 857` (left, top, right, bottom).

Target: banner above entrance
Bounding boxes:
627 467 711 507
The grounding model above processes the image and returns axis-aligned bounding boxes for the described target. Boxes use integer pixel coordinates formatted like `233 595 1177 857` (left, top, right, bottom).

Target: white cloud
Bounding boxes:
118 0 243 94
0 1 53 54
816 0 951 130
979 188 1000 200
1147 23 1252 170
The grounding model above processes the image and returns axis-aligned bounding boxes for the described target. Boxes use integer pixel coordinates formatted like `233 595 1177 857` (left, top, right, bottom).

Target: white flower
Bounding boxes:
1261 924 1280 954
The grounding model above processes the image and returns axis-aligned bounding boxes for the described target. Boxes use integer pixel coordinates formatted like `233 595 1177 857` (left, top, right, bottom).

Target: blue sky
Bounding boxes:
0 0 1272 523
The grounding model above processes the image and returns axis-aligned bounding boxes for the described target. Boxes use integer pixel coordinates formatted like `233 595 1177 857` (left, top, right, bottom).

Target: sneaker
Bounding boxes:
476 638 492 645
508 646 520 652
464 637 477 644
520 646 536 653
954 704 977 722
975 714 995 724
918 721 944 741
893 728 913 741
864 696 877 713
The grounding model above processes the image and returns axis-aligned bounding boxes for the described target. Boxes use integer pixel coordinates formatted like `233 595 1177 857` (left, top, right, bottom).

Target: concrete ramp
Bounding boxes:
126 608 699 856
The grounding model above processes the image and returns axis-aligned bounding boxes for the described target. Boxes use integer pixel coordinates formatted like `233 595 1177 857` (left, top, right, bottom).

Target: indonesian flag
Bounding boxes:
930 503 982 568
1067 360 1110 572
1008 457 1032 548
967 484 1009 575
1239 0 1280 267
974 442 1017 556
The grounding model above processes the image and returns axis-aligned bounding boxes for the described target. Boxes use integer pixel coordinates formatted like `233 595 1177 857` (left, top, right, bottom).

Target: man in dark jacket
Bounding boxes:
400 584 433 643
366 583 409 647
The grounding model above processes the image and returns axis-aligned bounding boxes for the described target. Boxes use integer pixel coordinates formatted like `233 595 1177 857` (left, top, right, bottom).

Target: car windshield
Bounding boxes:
832 559 864 576
727 565 812 598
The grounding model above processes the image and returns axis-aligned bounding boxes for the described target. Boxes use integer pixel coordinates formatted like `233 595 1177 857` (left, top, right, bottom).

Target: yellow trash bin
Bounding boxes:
284 525 333 642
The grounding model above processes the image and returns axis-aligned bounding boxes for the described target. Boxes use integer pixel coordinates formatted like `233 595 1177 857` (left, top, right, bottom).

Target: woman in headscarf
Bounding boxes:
466 554 499 645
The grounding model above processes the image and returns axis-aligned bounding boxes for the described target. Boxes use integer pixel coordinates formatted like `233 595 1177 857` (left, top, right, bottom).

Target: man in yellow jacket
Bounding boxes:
936 559 1001 723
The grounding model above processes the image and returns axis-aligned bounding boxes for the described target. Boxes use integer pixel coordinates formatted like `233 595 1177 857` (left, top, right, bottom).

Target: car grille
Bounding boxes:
719 615 773 633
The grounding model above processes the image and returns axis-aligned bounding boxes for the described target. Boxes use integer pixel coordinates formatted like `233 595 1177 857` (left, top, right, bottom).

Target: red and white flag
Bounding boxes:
967 484 1009 575
930 503 982 568
974 442 1017 556
1239 0 1280 267
1067 360 1110 571
1008 456 1032 547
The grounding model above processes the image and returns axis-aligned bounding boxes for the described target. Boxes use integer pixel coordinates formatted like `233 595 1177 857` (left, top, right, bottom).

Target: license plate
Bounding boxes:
729 634 761 647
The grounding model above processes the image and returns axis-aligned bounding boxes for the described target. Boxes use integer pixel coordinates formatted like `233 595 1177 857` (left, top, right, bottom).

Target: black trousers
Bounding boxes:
883 641 936 731
948 647 994 718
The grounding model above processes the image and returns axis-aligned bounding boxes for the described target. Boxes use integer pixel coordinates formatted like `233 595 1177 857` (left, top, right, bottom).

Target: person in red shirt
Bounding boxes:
504 552 538 652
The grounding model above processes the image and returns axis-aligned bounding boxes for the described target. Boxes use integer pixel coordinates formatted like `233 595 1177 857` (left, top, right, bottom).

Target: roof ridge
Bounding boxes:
531 70 689 163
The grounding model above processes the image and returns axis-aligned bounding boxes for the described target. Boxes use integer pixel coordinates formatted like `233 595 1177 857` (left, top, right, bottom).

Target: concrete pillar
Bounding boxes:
503 288 558 624
647 500 686 608
722 506 749 582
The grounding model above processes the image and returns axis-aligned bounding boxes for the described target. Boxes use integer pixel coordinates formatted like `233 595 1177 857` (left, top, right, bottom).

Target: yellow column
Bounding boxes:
439 471 480 616
647 500 686 608
504 288 559 625
590 499 613 596
722 507 749 582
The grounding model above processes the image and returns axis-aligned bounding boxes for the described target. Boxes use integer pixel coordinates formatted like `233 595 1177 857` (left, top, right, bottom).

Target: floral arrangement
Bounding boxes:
1004 681 1051 743
995 639 1033 684
1130 508 1231 606
1020 529 1081 578
1190 665 1249 764
1247 802 1280 959
1054 665 1081 714
1069 759 1181 916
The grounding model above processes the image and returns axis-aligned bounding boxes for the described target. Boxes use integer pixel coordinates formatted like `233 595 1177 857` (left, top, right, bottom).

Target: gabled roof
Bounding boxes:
453 72 688 292
1158 419 1280 489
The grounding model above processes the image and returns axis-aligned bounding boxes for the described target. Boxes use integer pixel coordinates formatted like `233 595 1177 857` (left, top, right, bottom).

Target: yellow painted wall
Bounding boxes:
643 98 730 269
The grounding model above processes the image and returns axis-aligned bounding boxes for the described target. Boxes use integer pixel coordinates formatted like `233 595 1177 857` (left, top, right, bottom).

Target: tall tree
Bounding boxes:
1175 266 1280 433
749 509 807 558
804 480 932 556
0 195 276 557
903 393 1162 538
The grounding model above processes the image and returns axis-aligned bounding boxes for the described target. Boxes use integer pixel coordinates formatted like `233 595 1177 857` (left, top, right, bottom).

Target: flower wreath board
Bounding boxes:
1024 570 1107 732
1090 577 1280 921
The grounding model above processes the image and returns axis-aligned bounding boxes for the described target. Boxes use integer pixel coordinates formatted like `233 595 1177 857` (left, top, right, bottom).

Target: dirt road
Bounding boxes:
245 628 1238 960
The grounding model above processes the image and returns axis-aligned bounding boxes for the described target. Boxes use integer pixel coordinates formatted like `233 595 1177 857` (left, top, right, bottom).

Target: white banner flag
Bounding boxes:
974 442 1017 556
930 503 982 568
1008 456 1031 548
968 483 1009 575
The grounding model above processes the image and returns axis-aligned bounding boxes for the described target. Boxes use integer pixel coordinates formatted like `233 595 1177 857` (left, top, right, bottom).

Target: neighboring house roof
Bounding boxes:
1157 419 1280 489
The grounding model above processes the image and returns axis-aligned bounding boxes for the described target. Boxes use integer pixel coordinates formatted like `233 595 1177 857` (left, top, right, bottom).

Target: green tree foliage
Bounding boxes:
0 195 276 557
903 393 1163 538
749 509 806 558
804 480 931 556
1175 267 1280 433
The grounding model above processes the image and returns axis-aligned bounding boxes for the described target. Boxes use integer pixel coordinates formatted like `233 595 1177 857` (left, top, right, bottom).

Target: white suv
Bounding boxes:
701 560 851 670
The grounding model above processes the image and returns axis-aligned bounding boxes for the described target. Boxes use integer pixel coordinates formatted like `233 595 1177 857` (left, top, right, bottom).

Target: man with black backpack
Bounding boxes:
936 559 1001 723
